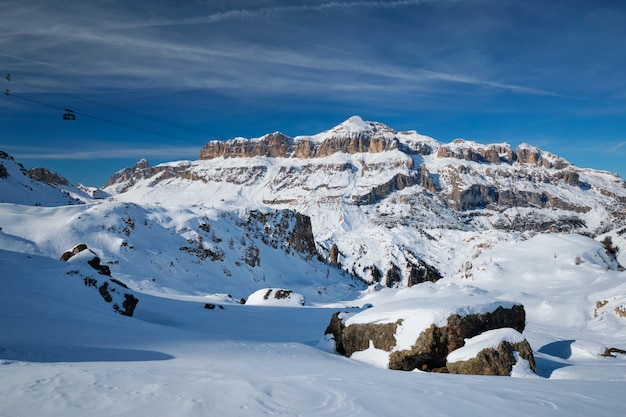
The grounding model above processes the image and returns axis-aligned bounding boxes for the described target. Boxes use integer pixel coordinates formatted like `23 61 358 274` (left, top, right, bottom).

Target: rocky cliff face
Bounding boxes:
199 118 400 160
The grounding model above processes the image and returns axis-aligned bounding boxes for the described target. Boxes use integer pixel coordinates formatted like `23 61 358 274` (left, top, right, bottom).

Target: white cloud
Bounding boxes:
7 145 202 160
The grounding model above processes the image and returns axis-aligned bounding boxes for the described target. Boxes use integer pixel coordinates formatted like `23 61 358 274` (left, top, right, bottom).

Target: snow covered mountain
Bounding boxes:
2 116 626 415
103 116 626 287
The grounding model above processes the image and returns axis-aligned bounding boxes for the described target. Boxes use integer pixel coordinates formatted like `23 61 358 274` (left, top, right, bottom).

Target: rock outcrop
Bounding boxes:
27 167 70 186
199 131 399 160
61 243 138 316
325 303 529 374
447 335 536 376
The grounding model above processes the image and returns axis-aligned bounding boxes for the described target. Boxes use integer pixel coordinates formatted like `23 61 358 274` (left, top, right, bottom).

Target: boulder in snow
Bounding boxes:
446 328 536 376
325 297 528 374
246 288 305 306
61 244 138 316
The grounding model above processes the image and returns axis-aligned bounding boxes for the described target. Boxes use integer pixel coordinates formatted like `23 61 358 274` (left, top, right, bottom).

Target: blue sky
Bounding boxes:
1 0 625 186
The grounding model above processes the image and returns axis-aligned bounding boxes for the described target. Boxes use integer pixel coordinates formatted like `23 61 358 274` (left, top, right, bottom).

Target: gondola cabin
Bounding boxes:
63 109 75 121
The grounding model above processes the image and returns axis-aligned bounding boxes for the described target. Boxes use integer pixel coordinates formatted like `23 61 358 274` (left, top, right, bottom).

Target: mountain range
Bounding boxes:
101 116 626 286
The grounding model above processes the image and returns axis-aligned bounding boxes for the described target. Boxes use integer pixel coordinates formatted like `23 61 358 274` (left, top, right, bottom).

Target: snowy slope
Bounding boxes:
2 242 626 416
0 201 364 303
0 151 91 206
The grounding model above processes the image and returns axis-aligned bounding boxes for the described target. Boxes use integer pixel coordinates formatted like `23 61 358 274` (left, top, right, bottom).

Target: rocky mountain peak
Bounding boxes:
317 115 397 138
199 116 401 160
27 167 70 186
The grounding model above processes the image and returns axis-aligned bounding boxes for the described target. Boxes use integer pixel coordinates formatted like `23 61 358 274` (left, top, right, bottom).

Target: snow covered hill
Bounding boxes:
1 236 626 416
0 150 91 206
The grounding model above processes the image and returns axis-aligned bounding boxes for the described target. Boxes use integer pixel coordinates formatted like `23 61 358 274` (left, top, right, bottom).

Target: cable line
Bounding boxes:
3 88 196 142
3 72 212 138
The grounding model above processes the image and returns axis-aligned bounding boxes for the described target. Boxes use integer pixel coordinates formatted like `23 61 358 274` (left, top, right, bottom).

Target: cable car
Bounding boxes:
63 109 76 121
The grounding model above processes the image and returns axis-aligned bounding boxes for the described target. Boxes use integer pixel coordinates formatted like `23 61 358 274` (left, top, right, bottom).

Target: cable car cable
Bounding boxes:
3 89 194 142
3 72 212 138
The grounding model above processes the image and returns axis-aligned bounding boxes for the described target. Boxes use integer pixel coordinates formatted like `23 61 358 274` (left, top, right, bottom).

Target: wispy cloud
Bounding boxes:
610 142 626 153
1 0 557 99
5 145 202 160
111 0 461 28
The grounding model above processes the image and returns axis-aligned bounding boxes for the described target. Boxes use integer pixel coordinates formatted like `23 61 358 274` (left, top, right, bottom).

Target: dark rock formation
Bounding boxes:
243 210 317 257
288 212 318 256
388 305 526 372
27 167 70 186
328 243 340 266
353 173 418 205
447 339 536 376
454 184 499 211
326 304 527 374
87 256 112 276
60 243 89 261
385 265 402 288
61 244 138 316
407 259 443 287
325 312 400 355
419 163 438 193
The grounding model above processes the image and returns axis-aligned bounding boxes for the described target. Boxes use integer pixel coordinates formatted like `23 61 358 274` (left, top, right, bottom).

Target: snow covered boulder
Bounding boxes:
246 288 305 306
446 328 536 376
60 244 138 317
325 289 528 374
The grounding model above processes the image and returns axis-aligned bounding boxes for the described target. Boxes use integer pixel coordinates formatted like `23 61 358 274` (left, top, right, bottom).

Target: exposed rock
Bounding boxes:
327 304 527 374
353 173 418 205
87 256 112 276
27 167 70 186
447 338 536 376
385 265 402 287
60 243 89 261
515 144 569 169
555 170 580 187
62 244 138 316
388 305 525 372
437 141 514 165
328 243 340 266
343 320 401 354
600 347 626 357
242 210 317 257
325 312 400 355
288 212 318 256
198 127 399 161
325 312 348 355
453 184 499 211
516 145 543 166
0 163 8 179
407 259 443 287
419 163 438 193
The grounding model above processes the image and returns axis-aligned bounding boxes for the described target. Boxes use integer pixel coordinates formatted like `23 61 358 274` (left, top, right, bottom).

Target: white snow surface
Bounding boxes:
1 240 626 417
246 288 305 306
